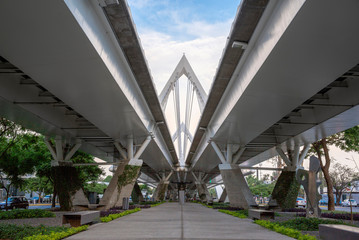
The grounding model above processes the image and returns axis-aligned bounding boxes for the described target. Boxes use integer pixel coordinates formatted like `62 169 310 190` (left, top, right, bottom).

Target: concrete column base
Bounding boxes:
219 164 256 209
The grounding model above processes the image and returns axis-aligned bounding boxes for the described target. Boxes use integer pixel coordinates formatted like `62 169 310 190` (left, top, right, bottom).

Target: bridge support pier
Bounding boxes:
211 142 255 209
99 135 150 210
219 164 256 209
269 144 310 209
191 172 212 203
219 188 227 203
131 181 144 203
153 171 173 201
44 136 89 211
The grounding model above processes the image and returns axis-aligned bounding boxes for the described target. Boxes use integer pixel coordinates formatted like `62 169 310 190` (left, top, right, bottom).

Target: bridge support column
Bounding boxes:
191 172 212 203
44 136 89 211
269 144 310 209
100 135 151 209
131 182 144 203
219 164 256 208
212 142 255 209
219 188 227 203
153 171 173 201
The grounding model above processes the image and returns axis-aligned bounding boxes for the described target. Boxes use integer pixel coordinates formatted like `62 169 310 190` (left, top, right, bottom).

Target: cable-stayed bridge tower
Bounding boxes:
159 55 207 165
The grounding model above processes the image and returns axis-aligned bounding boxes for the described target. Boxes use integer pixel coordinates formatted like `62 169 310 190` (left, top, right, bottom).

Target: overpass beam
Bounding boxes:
269 144 310 209
211 141 256 209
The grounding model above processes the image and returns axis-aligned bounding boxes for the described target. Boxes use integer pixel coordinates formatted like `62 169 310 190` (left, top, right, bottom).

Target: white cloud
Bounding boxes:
140 30 229 93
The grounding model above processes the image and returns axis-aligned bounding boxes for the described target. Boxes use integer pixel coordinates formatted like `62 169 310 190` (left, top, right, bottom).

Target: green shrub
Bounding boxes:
255 220 316 240
0 209 55 220
279 217 346 231
218 209 247 218
0 224 68 240
100 208 141 223
24 225 88 240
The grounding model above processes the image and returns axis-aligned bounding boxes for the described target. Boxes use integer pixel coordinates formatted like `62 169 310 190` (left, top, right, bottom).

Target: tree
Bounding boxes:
246 175 275 197
84 182 107 194
24 176 53 201
310 137 337 211
330 162 359 205
0 133 44 209
103 175 112 183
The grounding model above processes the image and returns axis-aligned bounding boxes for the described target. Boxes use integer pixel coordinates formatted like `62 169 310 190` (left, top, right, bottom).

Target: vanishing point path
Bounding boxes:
67 203 293 240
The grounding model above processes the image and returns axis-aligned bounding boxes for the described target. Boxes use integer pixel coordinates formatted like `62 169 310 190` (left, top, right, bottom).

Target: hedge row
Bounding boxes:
0 209 55 220
255 220 316 240
0 224 76 240
100 208 141 222
24 225 88 240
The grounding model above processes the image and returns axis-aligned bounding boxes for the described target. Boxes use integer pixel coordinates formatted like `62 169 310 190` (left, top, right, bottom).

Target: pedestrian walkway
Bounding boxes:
67 203 293 240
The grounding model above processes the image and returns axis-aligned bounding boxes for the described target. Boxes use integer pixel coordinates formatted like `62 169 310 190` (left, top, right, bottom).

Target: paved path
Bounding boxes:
67 203 293 240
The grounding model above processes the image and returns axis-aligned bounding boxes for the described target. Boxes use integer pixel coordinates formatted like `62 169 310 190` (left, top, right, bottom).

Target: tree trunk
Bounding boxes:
321 139 335 211
4 187 9 211
313 139 335 211
52 187 57 208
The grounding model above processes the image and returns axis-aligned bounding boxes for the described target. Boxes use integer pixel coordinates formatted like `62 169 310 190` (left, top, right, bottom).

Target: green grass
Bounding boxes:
0 209 55 220
100 208 141 222
218 209 247 218
0 224 87 240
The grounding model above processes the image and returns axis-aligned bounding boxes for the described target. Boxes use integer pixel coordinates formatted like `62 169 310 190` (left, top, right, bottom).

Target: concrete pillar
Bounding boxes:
179 190 185 205
132 181 144 203
99 159 142 209
44 137 88 211
269 170 300 209
269 144 310 209
153 181 169 201
195 182 212 203
219 164 256 209
219 188 227 203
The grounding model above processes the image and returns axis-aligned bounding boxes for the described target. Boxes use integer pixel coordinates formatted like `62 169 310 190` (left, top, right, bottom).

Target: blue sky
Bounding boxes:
128 0 240 41
127 0 240 162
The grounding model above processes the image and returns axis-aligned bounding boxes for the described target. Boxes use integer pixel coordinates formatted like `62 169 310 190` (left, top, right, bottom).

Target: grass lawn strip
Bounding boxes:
100 208 141 222
0 209 55 220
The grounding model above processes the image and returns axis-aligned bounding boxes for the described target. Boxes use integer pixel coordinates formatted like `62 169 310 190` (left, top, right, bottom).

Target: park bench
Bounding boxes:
319 224 359 240
248 209 274 220
63 211 100 227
